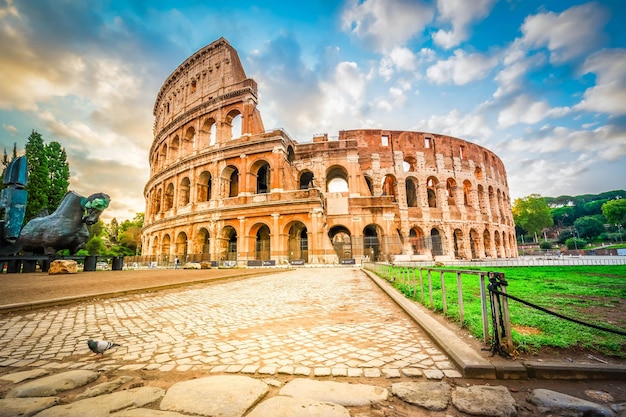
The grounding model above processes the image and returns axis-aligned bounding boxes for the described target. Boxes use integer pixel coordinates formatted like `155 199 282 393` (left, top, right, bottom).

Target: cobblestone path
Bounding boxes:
0 268 460 379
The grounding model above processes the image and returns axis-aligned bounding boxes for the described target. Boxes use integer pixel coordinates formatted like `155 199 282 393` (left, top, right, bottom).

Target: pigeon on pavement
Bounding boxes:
87 339 120 358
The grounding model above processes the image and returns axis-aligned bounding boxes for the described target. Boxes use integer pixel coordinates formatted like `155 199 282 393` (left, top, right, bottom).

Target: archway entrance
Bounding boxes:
255 225 271 260
363 224 381 261
288 222 308 263
329 226 352 261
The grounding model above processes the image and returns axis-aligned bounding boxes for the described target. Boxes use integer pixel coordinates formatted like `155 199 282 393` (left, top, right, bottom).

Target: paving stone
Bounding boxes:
75 376 134 400
529 388 615 417
451 385 517 417
247 395 351 417
160 375 268 417
280 379 388 407
0 368 49 384
0 397 59 417
6 370 99 398
392 381 451 411
35 387 165 417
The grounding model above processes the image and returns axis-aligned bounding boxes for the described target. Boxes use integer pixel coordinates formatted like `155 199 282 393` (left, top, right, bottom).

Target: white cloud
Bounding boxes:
498 95 570 128
426 49 497 85
2 124 17 134
433 0 496 49
493 52 545 98
342 0 434 52
575 48 626 116
520 2 609 63
413 109 492 142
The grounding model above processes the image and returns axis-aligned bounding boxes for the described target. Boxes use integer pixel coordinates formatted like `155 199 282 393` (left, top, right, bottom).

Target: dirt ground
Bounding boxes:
0 267 625 416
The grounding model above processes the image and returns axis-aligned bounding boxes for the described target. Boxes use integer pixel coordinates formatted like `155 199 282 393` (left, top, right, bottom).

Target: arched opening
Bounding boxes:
221 166 239 198
179 177 190 206
151 236 159 256
170 136 180 163
363 224 381 261
463 180 472 206
161 234 171 260
153 188 162 214
403 156 416 172
255 162 270 194
382 175 396 201
202 117 217 147
326 165 349 193
287 146 295 163
364 176 374 196
220 226 237 261
287 222 308 263
494 230 502 258
427 177 437 208
453 228 464 258
405 177 418 207
478 185 487 213
158 144 167 170
446 178 457 206
328 225 352 260
197 171 212 202
164 183 174 211
483 229 492 257
184 126 195 154
431 228 443 256
254 224 271 261
175 232 188 260
299 171 315 190
226 110 242 139
409 227 425 254
197 228 210 261
469 228 479 259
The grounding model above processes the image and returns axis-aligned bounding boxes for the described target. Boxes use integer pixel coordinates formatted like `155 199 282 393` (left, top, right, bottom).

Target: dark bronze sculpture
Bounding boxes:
17 191 110 255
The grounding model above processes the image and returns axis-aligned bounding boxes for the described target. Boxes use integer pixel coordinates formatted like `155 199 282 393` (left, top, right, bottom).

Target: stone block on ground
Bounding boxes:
159 375 268 417
48 260 78 275
6 370 98 398
0 397 59 417
529 388 615 417
280 378 388 407
392 381 451 411
247 395 351 417
451 385 517 417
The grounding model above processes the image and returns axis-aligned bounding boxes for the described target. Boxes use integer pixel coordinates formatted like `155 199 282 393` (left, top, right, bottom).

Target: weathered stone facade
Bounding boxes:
142 38 517 264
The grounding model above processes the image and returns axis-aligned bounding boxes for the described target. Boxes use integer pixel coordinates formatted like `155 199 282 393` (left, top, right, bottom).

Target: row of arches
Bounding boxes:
152 111 243 171
145 220 515 264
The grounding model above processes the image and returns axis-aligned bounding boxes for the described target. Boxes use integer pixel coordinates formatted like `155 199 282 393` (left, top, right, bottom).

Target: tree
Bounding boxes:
512 194 554 240
602 199 626 226
550 206 575 227
107 218 119 244
24 130 50 222
573 215 605 239
45 141 70 211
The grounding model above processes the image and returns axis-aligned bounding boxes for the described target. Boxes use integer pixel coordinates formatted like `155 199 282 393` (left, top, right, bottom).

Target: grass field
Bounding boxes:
380 265 626 357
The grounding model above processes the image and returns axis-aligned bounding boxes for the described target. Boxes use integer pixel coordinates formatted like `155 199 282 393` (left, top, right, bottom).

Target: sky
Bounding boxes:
1 0 625 222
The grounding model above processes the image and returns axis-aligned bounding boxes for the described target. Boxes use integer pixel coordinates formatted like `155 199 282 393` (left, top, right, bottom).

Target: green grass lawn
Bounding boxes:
381 265 626 357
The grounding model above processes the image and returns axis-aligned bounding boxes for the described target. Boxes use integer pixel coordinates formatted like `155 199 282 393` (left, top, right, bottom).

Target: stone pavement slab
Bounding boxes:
280 379 388 407
247 395 351 417
6 370 98 398
0 396 59 417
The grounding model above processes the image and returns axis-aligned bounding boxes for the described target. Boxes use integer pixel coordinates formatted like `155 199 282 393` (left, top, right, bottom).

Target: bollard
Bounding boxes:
84 256 97 271
112 256 123 270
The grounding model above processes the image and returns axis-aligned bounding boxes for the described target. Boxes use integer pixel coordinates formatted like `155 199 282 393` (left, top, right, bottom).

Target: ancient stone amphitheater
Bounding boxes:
142 38 517 265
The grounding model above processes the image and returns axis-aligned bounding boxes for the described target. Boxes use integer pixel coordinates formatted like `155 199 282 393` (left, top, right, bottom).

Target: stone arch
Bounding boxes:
161 234 171 259
164 183 174 211
299 170 315 190
170 135 180 163
286 145 295 163
286 221 308 263
175 231 188 259
409 227 425 255
250 222 271 260
453 228 464 258
226 109 242 140
197 171 212 202
251 159 271 194
431 228 443 256
326 165 349 193
446 178 457 206
494 230 502 258
328 225 352 260
403 156 416 172
426 176 438 208
153 188 162 215
364 175 374 196
469 228 480 259
158 144 167 170
483 229 492 257
201 117 217 147
382 174 397 201
363 224 382 261
179 177 190 206
405 176 418 207
221 165 240 198
183 126 195 154
219 225 238 261
463 180 472 207
151 235 159 256
197 227 210 259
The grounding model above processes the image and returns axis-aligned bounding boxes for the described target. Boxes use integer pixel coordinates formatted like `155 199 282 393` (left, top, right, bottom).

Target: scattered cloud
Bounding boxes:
498 95 570 127
433 0 496 49
575 48 626 116
426 49 497 85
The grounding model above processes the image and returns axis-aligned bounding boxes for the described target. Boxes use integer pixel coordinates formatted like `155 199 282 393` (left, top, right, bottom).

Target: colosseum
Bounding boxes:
142 38 518 265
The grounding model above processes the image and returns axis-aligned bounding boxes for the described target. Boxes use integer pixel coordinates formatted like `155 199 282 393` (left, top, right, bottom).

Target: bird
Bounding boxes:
87 339 120 358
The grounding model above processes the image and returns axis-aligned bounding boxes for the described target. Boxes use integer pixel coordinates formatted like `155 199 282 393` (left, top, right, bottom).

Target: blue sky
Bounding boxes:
1 0 625 221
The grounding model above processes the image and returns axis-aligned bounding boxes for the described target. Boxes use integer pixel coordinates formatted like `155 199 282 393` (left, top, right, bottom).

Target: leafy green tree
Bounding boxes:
512 194 554 240
45 141 70 210
107 218 119 244
602 199 626 226
85 235 106 255
550 206 575 227
565 237 587 250
573 215 606 239
24 130 50 222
